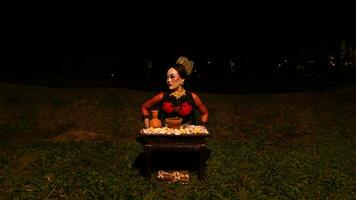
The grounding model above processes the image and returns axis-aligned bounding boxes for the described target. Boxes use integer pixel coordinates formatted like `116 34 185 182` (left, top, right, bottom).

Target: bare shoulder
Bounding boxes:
143 92 164 106
190 91 201 100
151 92 164 100
155 92 164 97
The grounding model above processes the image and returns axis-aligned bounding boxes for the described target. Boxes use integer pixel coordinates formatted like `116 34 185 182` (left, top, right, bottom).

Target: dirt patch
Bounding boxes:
48 128 112 142
14 153 40 178
17 153 40 170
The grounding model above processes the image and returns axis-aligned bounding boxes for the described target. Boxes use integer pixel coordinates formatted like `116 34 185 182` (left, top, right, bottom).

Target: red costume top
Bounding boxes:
160 91 196 124
141 90 208 125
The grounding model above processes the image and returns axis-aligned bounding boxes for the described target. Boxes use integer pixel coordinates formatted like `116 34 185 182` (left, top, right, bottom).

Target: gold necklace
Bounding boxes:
170 88 186 99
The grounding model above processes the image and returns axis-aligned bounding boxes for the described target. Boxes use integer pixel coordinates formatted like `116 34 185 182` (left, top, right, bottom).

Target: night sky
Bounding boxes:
112 1 354 57
4 1 355 81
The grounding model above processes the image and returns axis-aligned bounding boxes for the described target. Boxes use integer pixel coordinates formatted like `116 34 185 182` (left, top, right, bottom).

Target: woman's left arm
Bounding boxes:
191 92 208 124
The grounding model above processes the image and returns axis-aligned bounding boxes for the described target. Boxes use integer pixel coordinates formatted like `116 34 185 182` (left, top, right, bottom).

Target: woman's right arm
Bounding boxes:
141 92 164 128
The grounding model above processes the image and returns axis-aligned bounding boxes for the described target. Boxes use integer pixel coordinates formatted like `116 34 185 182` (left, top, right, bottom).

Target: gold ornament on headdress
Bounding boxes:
176 56 194 75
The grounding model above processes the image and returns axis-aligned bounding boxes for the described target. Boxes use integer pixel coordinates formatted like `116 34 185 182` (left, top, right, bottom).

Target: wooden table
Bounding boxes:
137 133 211 181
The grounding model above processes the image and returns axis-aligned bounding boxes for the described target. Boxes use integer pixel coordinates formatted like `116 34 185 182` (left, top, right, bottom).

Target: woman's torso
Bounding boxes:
160 91 196 124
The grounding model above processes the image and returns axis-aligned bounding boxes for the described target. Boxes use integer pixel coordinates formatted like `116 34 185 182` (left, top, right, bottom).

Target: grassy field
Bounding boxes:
0 82 355 199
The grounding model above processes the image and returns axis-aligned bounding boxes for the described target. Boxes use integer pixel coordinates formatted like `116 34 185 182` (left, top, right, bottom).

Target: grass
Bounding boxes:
0 82 355 199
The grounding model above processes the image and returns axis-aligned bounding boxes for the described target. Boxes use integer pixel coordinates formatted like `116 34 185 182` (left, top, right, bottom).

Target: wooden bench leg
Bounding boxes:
144 146 152 179
198 147 207 181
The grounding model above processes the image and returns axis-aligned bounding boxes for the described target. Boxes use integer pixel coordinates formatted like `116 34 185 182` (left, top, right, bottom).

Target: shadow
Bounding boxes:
133 149 211 177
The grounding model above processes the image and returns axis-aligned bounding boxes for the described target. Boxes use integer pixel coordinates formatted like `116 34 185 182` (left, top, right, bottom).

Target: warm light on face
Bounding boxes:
166 67 183 91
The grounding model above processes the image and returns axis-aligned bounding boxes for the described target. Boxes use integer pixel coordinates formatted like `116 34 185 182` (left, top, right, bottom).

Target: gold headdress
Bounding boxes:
176 56 194 75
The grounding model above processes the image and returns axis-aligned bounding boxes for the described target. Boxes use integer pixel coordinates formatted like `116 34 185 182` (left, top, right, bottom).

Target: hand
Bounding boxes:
144 118 150 128
198 120 207 127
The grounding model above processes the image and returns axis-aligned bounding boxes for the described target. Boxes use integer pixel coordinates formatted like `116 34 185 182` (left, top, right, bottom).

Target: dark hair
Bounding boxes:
167 64 188 79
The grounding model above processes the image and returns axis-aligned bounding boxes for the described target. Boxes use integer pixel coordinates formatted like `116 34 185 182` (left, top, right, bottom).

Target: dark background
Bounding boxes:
3 1 355 91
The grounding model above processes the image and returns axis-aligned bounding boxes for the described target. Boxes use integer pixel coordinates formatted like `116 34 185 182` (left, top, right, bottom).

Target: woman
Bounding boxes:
141 56 208 128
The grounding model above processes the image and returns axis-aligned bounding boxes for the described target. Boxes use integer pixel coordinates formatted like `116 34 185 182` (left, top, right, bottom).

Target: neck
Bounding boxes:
175 86 184 93
170 86 186 99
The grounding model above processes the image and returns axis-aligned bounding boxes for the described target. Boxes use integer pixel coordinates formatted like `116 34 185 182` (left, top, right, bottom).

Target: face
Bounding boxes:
166 67 184 90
